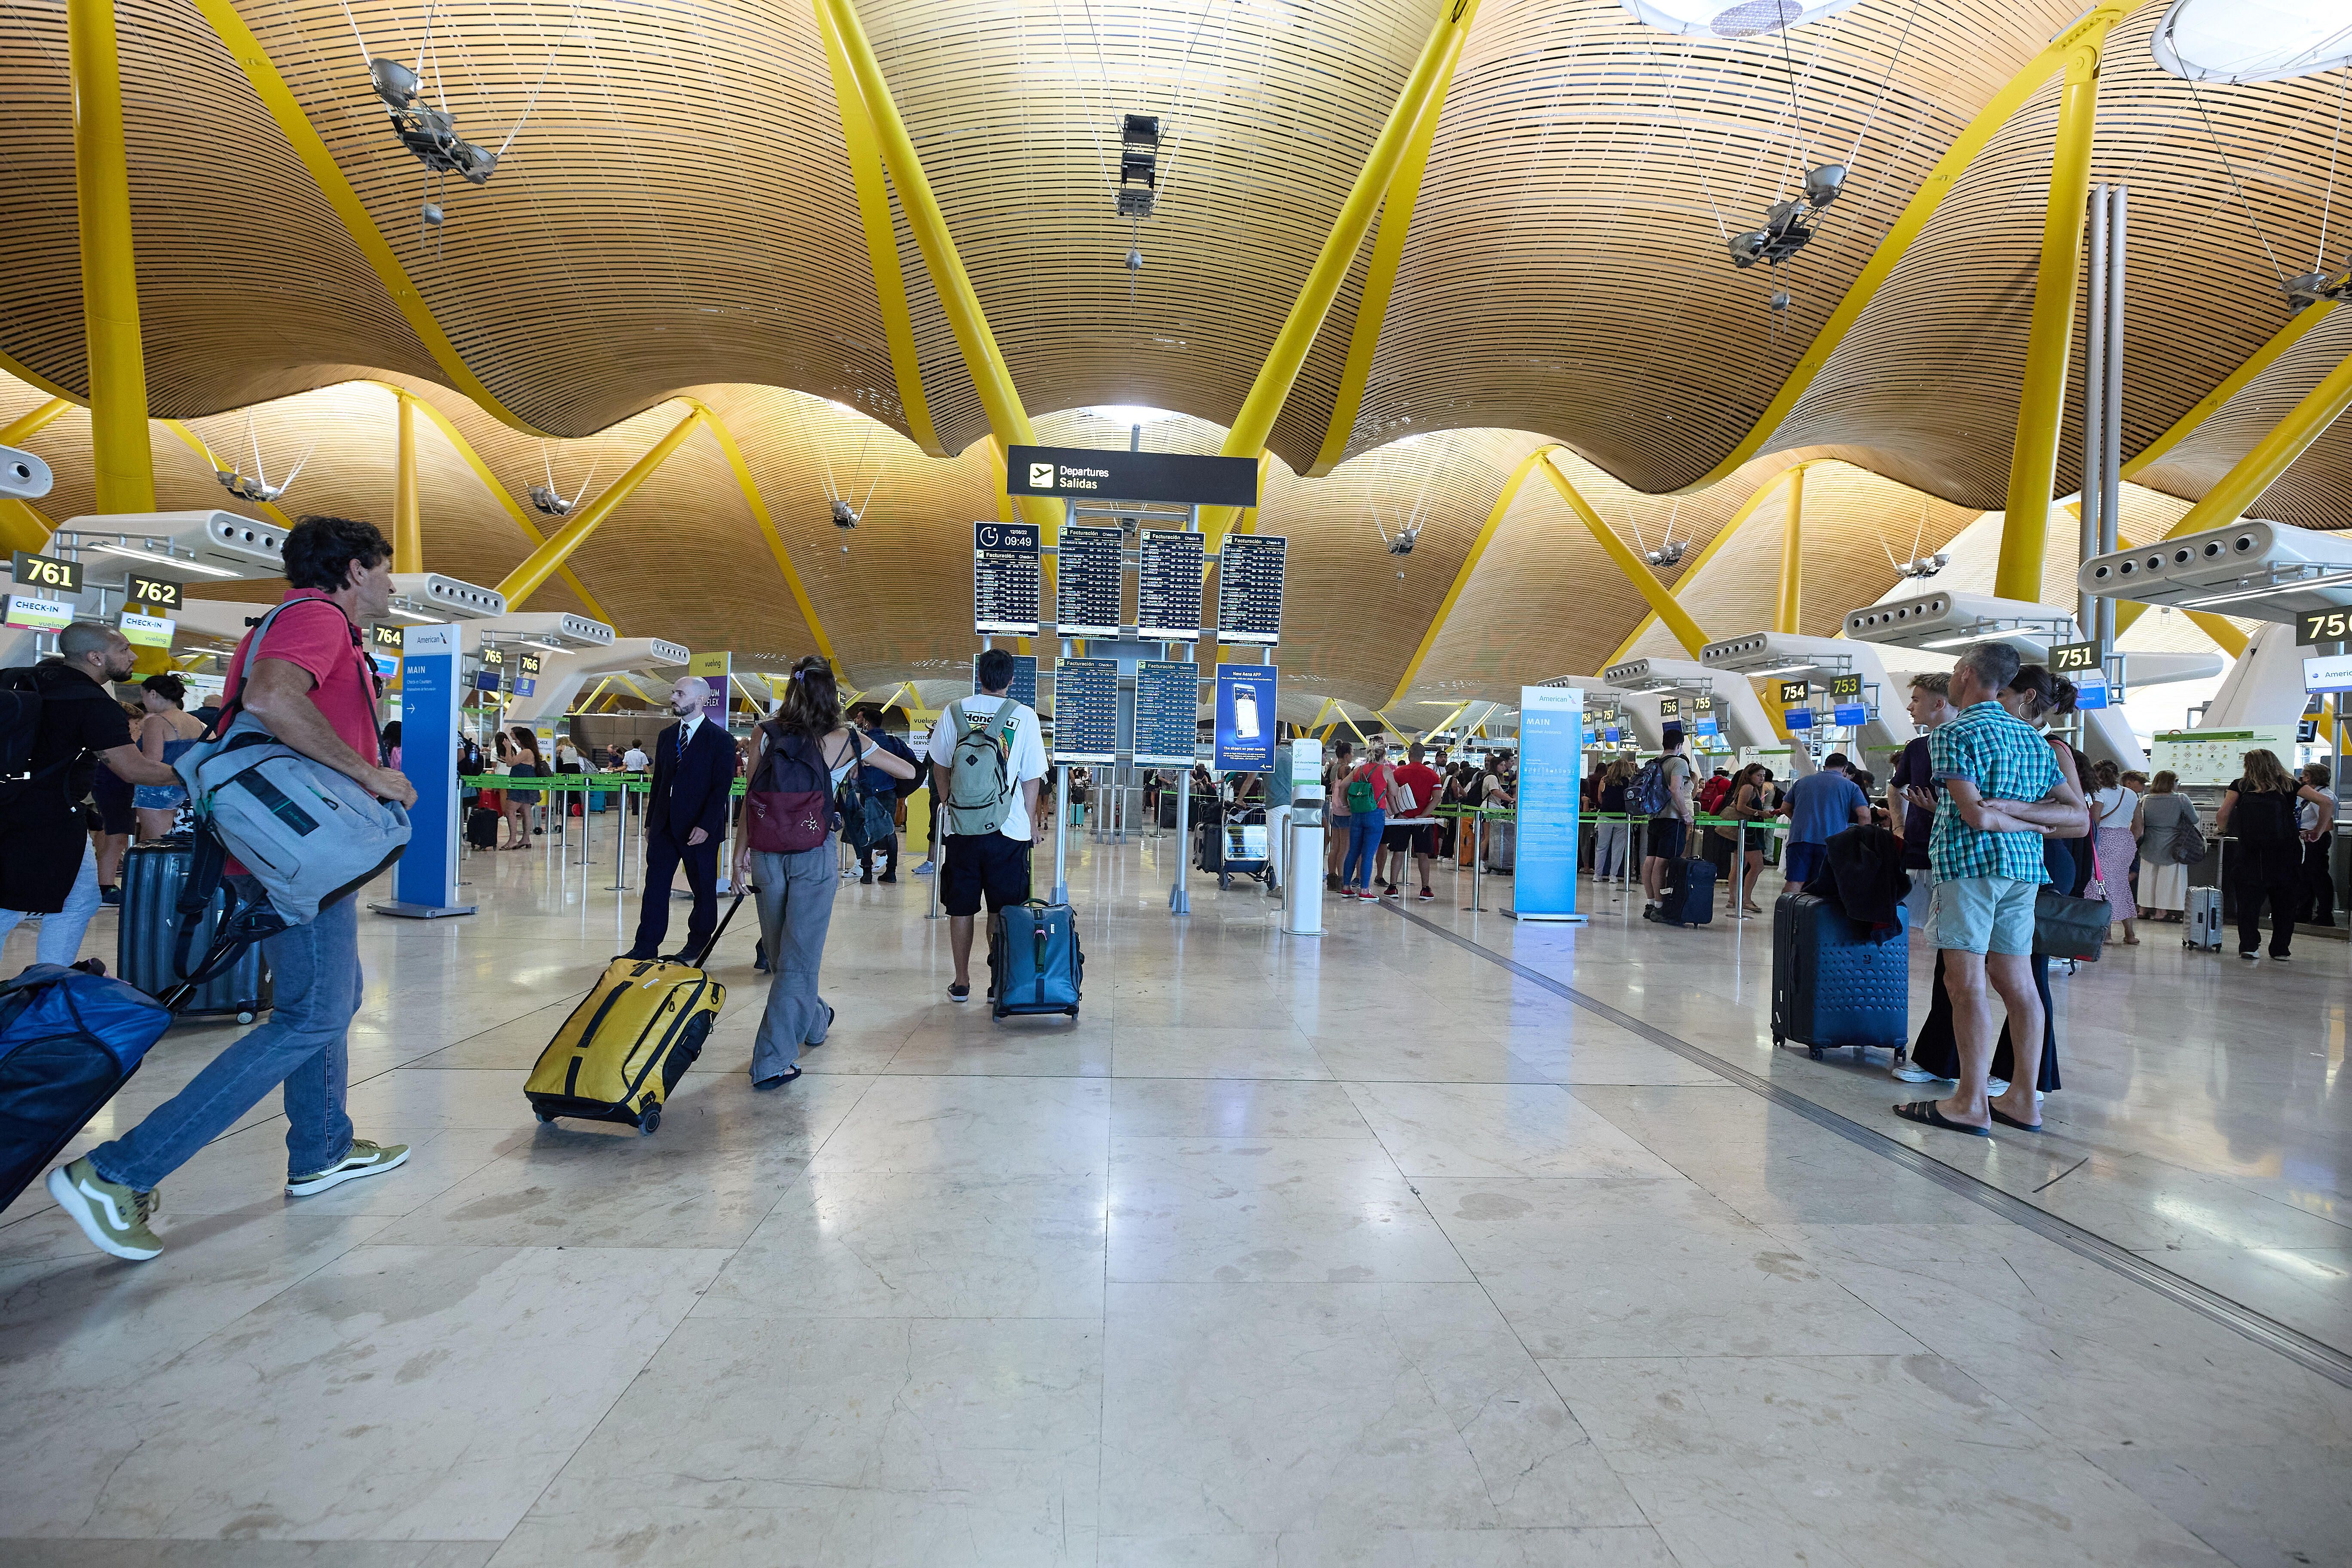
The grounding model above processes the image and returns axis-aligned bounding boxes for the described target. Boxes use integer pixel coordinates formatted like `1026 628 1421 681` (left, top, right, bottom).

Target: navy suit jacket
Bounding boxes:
647 719 735 845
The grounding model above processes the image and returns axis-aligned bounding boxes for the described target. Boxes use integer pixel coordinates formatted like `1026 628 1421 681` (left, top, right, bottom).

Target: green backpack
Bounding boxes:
943 697 1023 836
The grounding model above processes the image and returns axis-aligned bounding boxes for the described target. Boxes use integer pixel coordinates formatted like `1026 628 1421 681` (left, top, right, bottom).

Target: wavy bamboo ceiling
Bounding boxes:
4 0 2350 702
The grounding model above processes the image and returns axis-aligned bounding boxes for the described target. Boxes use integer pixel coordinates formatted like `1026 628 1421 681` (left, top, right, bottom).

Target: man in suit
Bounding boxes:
627 675 735 961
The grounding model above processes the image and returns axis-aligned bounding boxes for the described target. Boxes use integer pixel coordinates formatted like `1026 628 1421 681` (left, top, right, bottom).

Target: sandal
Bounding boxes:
804 1004 835 1048
1893 1099 1991 1137
1988 1106 2043 1133
752 1065 803 1090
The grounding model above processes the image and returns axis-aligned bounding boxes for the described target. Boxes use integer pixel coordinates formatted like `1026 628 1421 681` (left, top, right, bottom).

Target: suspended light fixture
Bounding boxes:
2152 0 2352 84
1618 0 1865 39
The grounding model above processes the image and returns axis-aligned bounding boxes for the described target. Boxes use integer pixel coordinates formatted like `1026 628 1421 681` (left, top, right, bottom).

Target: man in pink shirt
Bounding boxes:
51 517 421 1262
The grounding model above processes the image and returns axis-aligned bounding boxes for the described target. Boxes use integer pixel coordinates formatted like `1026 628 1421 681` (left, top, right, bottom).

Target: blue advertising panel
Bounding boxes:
1511 685 1583 921
1213 665 1277 773
377 624 474 918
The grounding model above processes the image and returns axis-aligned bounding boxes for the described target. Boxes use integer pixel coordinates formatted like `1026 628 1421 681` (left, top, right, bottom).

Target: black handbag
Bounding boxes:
2034 837 2111 960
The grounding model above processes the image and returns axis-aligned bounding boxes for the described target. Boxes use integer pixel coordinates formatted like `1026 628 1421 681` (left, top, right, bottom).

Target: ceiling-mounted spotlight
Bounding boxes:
1728 230 1769 268
531 450 593 517
212 417 310 504
1387 524 1419 557
831 499 859 530
360 29 556 194
1117 113 1160 220
1803 162 1846 208
1645 541 1687 567
2284 265 2349 313
1897 551 1950 579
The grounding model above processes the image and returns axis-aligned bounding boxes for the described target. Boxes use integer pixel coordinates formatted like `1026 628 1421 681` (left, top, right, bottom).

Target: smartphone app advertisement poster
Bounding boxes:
1214 665 1277 773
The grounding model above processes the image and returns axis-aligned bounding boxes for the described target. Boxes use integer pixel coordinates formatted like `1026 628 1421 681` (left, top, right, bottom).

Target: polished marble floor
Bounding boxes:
3 823 2348 1566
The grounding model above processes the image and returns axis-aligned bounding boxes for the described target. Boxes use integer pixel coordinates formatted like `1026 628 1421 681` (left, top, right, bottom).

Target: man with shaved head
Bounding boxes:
625 673 737 960
1 621 182 965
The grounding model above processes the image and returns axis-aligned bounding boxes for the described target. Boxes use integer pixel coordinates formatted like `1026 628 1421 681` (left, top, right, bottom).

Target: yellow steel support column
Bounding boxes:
0 497 58 555
818 0 1058 539
685 400 840 667
1776 464 1804 633
814 0 940 456
1204 0 1481 535
70 0 155 514
0 398 70 448
1305 14 1475 478
2115 351 2352 637
1540 454 1710 658
500 408 704 606
1995 34 2106 601
393 394 422 573
1382 442 1555 709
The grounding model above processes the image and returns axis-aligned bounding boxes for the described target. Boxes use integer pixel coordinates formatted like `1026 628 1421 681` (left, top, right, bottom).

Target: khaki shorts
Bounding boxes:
1927 875 2038 956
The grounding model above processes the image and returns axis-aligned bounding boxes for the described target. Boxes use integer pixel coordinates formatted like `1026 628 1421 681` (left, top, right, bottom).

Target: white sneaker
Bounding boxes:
1986 1078 2009 1096
1890 1061 1940 1084
286 1139 409 1197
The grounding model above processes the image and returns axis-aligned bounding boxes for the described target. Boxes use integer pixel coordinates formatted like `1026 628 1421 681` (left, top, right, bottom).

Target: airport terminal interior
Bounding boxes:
3 0 2352 1562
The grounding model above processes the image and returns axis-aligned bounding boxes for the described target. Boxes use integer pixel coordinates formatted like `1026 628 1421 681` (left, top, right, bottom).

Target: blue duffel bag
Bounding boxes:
0 965 174 1210
988 901 1083 1020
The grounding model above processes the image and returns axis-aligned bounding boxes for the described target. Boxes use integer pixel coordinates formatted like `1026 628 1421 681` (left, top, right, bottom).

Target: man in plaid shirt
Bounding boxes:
1897 640 2080 1138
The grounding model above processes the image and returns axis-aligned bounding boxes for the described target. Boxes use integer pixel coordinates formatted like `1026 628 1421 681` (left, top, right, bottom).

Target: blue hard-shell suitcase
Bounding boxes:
1656 857 1715 926
1772 891 1908 1059
0 965 175 1210
989 901 1083 1019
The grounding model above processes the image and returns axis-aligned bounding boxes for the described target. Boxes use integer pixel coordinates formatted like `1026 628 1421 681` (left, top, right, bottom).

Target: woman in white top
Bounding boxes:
2086 759 2140 944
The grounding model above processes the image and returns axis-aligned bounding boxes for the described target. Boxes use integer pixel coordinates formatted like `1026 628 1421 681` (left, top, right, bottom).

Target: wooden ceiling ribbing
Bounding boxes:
4 0 2350 692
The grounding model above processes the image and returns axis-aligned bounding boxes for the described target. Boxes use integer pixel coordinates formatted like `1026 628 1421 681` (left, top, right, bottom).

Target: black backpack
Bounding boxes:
0 665 107 810
833 732 897 854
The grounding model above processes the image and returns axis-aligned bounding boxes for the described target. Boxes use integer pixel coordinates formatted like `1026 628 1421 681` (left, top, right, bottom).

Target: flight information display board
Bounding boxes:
1136 529 1204 643
1057 526 1124 638
973 521 1041 635
1052 658 1121 763
1216 533 1286 645
1134 659 1199 766
974 654 1038 710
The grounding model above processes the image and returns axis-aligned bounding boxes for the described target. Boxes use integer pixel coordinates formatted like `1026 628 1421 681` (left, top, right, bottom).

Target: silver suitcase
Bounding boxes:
2184 885 2223 951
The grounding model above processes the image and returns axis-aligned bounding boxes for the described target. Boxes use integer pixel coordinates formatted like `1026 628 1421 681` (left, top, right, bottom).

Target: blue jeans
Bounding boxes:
1344 810 1387 890
91 882 364 1189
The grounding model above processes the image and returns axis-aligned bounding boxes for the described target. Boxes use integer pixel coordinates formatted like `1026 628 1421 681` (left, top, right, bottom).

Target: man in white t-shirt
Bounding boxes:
925 649 1050 1002
621 742 649 772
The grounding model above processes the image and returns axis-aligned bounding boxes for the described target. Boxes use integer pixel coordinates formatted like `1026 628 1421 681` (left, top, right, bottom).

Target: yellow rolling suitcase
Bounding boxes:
524 895 741 1135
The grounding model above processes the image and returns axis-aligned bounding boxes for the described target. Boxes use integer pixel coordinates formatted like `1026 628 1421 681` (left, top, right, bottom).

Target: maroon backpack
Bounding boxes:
744 725 832 853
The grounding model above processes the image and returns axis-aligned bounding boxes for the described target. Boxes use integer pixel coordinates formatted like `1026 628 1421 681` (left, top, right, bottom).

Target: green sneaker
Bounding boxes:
47 1157 163 1261
286 1138 410 1197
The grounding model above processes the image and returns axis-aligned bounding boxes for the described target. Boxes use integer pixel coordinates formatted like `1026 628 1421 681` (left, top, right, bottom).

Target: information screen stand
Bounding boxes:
371 623 477 920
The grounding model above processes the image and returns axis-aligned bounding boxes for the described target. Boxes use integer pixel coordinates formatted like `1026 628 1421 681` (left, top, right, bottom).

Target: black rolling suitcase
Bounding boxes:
1771 891 1908 1059
1652 856 1714 926
118 841 272 1024
467 806 500 848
